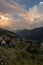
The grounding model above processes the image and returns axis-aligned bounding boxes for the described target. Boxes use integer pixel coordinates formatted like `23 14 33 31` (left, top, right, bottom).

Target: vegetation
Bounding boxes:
0 28 43 65
0 43 43 65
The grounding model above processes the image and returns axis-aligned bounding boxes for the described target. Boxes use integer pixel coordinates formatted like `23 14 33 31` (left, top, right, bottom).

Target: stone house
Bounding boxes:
1 40 6 47
8 39 16 48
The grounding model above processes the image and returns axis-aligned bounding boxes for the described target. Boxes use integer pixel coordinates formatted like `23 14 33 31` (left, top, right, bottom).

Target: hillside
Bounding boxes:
16 27 43 40
0 43 43 65
0 28 43 65
0 28 21 38
0 28 23 48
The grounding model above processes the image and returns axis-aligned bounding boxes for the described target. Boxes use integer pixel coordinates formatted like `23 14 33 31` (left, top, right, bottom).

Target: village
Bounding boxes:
0 34 42 53
0 35 21 48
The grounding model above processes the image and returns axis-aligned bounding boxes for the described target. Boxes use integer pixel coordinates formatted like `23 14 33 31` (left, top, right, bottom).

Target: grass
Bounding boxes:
0 44 43 65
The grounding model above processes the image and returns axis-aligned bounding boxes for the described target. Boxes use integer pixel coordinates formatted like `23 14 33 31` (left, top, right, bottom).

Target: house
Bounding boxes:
0 36 4 45
1 40 6 47
8 39 16 48
26 41 41 53
41 43 43 45
0 36 3 42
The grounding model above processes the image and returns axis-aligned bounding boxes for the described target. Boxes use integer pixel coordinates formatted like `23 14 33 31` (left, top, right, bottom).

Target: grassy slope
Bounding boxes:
0 44 43 65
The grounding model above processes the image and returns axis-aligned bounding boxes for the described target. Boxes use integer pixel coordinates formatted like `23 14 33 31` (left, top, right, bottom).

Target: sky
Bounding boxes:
0 0 43 30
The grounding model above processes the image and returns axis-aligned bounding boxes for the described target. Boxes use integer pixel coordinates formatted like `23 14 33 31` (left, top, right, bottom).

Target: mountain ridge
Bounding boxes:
15 27 43 40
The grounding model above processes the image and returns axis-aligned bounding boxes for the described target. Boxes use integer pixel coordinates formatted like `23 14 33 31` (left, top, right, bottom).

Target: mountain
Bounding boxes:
15 27 43 41
0 28 21 38
0 27 43 41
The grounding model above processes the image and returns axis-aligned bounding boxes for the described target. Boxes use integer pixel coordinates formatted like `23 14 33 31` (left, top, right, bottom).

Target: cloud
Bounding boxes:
0 0 25 14
18 1 43 29
18 5 39 22
0 0 43 30
39 2 43 5
0 0 27 30
0 13 13 29
18 4 43 22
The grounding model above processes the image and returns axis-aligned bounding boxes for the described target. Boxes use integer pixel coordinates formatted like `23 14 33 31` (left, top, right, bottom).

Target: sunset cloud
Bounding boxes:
0 0 43 30
18 1 43 29
0 13 13 29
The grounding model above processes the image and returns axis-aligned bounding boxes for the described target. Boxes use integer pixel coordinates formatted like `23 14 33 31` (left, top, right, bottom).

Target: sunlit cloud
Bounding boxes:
0 13 13 29
39 2 43 5
1 15 9 21
0 0 43 30
18 2 43 29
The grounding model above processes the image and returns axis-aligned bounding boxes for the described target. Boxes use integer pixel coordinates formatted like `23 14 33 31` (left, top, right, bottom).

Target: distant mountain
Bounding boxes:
15 27 43 40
